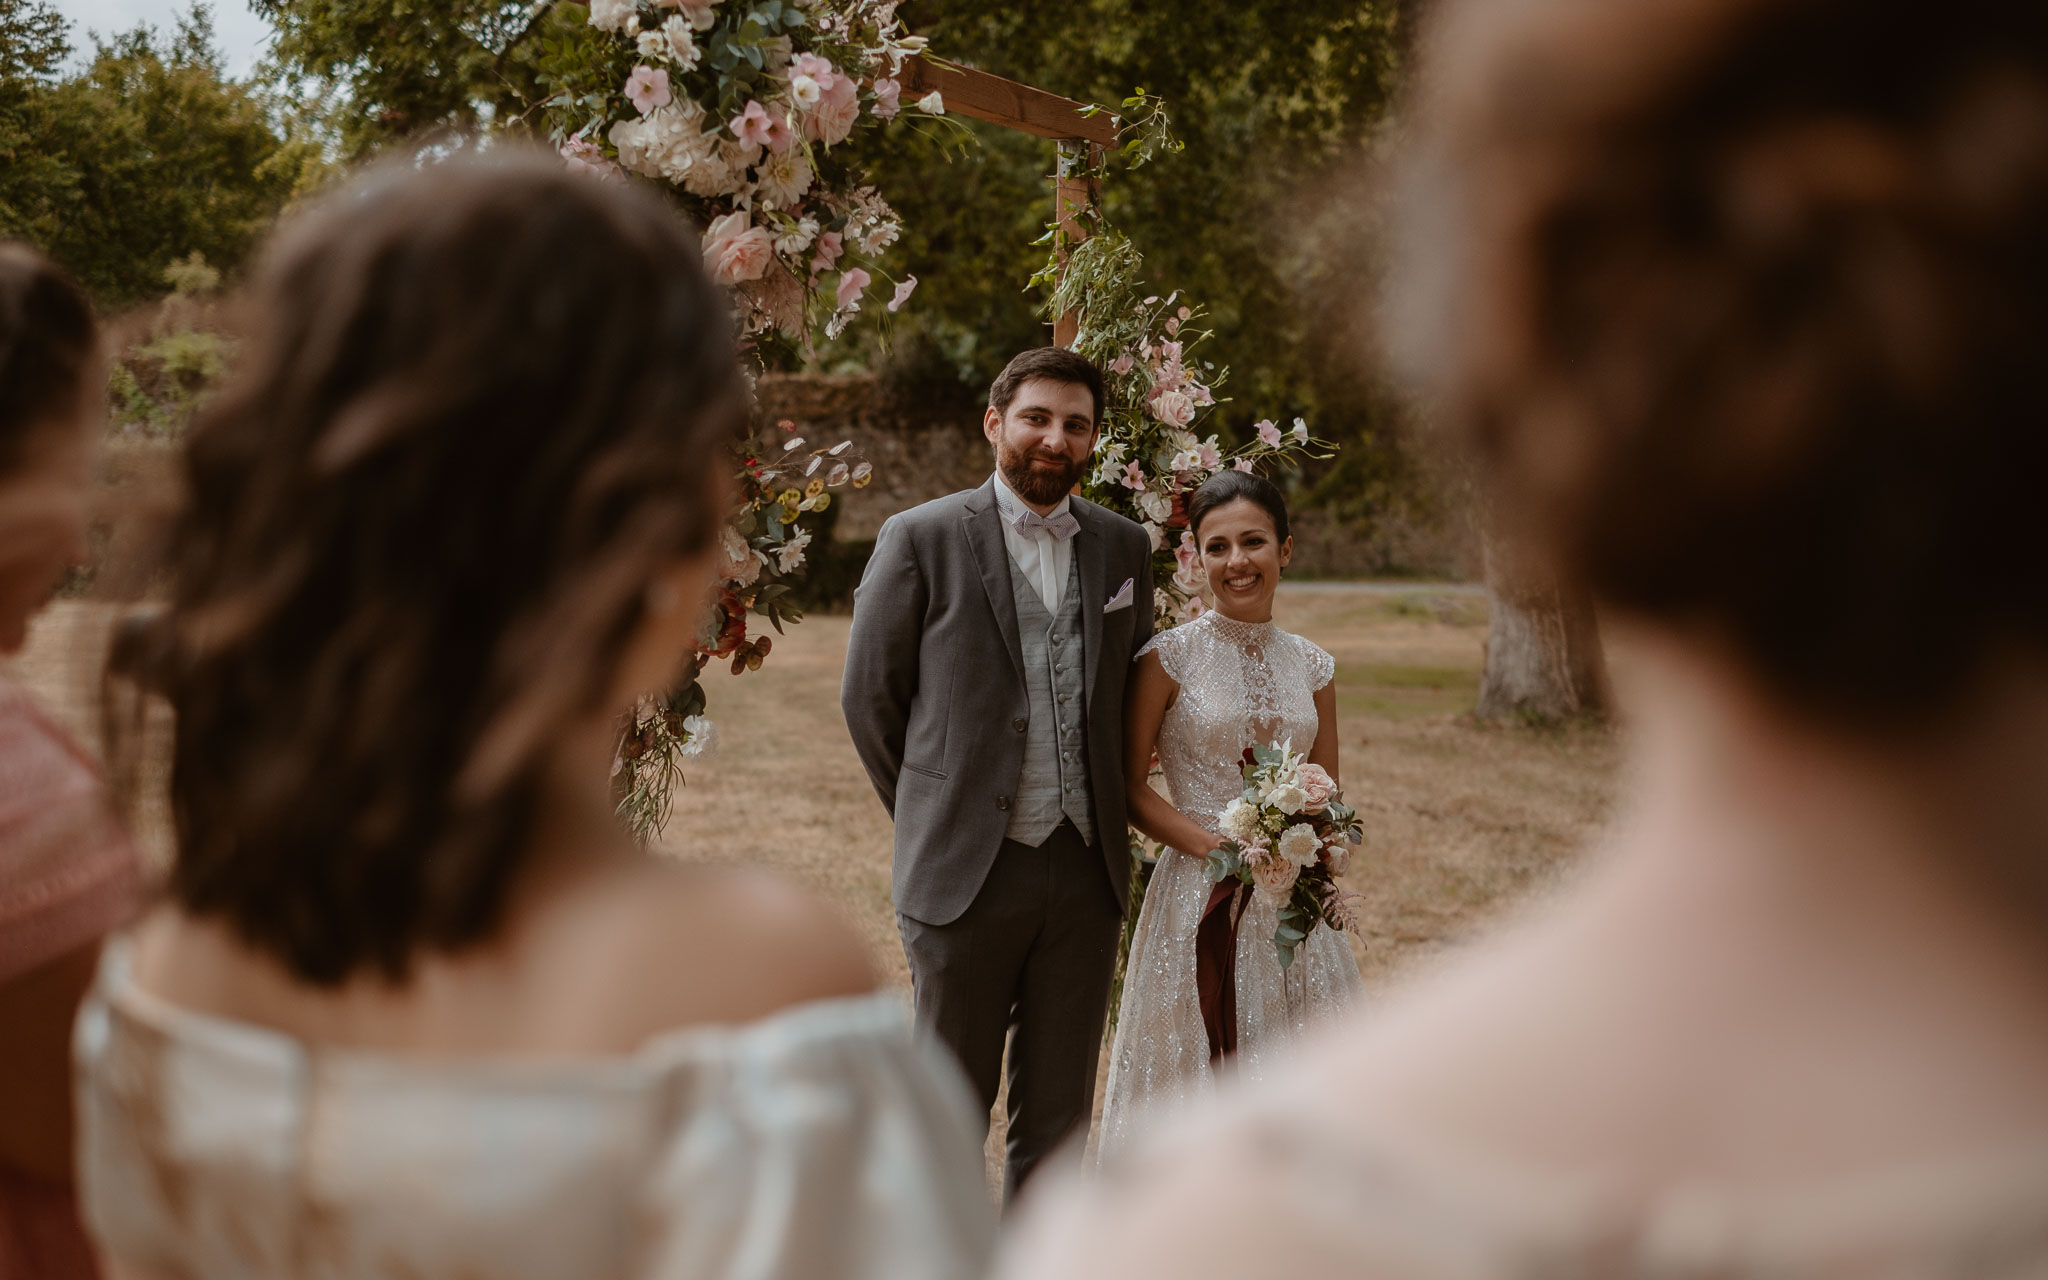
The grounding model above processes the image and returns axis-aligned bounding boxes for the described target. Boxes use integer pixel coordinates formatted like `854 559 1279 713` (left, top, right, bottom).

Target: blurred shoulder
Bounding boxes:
564 859 878 1041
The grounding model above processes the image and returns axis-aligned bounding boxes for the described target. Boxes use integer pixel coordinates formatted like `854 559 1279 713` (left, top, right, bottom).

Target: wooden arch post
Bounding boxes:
901 56 1117 349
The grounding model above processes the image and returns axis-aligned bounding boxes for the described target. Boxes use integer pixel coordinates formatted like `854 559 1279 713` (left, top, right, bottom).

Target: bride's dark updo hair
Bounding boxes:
1393 0 2048 727
1188 469 1290 543
110 149 746 985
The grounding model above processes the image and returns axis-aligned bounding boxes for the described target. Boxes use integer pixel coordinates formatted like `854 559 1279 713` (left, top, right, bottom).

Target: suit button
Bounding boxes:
996 796 1010 810
1012 718 1027 732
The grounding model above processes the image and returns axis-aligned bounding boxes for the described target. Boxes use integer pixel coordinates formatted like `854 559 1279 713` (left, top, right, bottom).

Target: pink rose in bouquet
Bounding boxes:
1297 762 1336 813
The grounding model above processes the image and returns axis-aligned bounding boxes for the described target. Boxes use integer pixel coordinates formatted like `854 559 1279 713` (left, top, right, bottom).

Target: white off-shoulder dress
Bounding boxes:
74 941 996 1280
1097 609 1365 1161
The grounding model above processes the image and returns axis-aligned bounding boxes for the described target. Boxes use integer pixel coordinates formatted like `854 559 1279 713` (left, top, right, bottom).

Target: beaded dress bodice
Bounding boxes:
1148 611 1336 836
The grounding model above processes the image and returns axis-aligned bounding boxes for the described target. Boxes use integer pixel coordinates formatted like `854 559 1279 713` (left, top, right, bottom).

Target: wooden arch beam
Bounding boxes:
900 55 1119 147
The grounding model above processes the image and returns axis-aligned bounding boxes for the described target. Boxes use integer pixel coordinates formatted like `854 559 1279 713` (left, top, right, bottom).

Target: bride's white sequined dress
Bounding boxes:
1098 609 1365 1160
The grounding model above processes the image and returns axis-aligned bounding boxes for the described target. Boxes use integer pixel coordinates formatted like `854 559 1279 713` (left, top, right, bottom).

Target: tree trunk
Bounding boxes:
1474 533 1607 724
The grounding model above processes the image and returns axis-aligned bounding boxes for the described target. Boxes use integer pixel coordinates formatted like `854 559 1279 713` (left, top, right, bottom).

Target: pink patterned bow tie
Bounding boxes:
1013 508 1080 541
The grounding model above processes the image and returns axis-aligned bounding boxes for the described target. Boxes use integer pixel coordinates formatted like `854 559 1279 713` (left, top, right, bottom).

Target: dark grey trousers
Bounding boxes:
897 820 1123 1202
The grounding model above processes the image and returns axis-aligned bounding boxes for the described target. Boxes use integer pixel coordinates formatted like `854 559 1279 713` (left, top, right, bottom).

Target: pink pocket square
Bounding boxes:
1104 578 1135 613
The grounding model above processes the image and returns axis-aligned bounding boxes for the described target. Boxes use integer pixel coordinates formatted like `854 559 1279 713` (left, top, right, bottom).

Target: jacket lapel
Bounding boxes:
1075 503 1107 703
963 479 1027 686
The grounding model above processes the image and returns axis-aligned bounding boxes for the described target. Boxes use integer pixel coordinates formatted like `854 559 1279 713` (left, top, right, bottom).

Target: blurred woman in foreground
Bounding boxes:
0 243 144 1279
75 151 993 1280
1002 0 2048 1272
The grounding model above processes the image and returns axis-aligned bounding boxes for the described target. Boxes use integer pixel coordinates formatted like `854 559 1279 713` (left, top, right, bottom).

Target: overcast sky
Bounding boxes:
53 0 274 78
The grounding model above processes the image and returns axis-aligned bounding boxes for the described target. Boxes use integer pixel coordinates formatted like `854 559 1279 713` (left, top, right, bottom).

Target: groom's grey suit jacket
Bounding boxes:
841 477 1155 926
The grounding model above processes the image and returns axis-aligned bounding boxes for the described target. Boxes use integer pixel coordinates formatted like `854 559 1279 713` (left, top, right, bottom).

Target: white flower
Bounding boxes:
1135 488 1172 524
772 528 812 573
1220 799 1262 843
588 0 637 33
1292 417 1309 442
773 215 819 255
1142 520 1165 552
754 146 814 209
787 74 823 108
1249 854 1299 906
1267 783 1308 816
636 30 665 57
1277 823 1320 868
679 714 718 758
1168 448 1201 472
916 89 945 114
662 16 700 69
719 524 765 586
852 217 900 256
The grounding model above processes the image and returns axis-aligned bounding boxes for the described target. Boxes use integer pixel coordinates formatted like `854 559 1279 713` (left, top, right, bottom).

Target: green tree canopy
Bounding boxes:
0 2 304 305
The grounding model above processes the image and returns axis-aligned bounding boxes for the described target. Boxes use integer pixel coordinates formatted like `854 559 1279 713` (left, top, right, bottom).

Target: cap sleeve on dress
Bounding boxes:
1137 624 1189 685
637 995 996 1280
1300 637 1337 692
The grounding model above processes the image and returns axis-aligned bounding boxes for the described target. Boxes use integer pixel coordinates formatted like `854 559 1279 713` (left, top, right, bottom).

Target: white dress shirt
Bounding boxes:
991 469 1074 612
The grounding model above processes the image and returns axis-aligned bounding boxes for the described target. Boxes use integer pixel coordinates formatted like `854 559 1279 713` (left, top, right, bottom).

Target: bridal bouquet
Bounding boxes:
1204 741 1364 968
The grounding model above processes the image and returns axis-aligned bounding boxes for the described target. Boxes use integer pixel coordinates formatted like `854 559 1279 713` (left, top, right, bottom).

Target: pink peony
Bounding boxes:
871 78 902 119
702 211 775 284
887 274 918 312
1150 388 1195 428
1296 763 1336 813
835 267 871 309
1255 418 1283 447
804 74 861 145
625 65 671 116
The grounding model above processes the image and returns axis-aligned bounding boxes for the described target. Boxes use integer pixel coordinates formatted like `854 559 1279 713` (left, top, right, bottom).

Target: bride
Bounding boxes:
1098 470 1364 1158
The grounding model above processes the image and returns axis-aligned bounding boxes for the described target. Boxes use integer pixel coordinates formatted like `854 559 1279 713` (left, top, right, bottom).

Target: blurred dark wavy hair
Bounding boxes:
1390 0 2048 726
109 149 746 984
0 242 97 470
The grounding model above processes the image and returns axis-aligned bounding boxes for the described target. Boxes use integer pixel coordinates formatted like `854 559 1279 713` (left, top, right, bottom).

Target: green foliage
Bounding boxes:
0 2 306 305
107 253 235 438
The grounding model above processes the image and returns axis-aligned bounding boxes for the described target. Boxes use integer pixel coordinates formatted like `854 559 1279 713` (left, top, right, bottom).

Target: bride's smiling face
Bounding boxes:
1197 497 1291 622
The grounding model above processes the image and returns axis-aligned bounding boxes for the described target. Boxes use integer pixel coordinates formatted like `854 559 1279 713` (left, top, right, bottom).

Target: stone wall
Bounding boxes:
751 373 990 541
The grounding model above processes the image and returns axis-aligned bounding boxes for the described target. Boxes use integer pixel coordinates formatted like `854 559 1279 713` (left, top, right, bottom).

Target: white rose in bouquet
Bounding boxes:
1267 782 1308 815
588 0 637 33
1249 853 1299 905
1219 798 1261 844
1276 823 1321 868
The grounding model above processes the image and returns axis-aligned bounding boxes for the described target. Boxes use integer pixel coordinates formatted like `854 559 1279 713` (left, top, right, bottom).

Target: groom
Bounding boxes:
841 346 1154 1197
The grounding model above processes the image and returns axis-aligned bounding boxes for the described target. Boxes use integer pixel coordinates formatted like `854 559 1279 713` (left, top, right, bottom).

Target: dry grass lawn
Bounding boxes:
9 584 1622 1187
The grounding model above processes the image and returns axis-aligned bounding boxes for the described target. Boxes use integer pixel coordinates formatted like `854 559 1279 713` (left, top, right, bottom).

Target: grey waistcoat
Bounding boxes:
1005 552 1096 846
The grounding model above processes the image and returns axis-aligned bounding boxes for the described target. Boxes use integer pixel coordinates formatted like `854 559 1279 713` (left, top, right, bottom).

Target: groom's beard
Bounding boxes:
997 439 1089 507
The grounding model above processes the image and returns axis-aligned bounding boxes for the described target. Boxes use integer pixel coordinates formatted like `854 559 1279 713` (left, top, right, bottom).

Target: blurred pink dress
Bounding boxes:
0 671 146 1279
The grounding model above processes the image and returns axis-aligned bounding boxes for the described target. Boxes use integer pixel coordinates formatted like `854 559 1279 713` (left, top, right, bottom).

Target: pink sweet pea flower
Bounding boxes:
810 230 844 273
1122 461 1147 491
1109 353 1134 375
835 267 871 309
872 78 902 118
730 100 776 148
1233 458 1255 473
1198 439 1222 470
1255 419 1283 447
625 65 671 116
887 275 918 312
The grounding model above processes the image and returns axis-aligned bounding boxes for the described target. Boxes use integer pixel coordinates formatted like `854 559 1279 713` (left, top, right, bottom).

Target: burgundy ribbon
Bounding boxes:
1195 881 1247 1063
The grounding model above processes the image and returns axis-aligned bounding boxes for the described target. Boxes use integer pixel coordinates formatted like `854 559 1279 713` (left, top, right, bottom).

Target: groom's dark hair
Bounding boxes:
989 346 1104 426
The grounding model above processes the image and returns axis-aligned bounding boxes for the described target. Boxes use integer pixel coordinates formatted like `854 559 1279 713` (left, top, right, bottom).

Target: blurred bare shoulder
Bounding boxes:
554 857 881 1045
